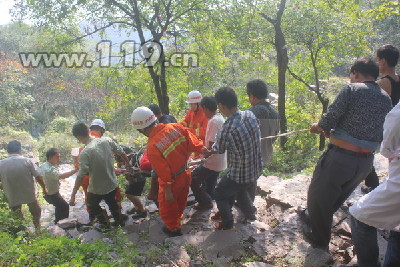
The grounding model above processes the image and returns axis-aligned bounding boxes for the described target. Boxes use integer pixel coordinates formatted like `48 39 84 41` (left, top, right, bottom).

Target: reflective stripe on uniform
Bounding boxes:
163 136 186 158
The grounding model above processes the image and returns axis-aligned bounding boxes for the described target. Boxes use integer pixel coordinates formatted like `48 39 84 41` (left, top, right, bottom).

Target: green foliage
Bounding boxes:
38 133 78 163
46 116 77 134
0 127 38 159
0 231 137 267
0 193 29 236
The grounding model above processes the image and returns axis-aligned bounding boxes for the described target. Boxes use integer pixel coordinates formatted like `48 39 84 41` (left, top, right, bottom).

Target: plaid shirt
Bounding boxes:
215 110 262 184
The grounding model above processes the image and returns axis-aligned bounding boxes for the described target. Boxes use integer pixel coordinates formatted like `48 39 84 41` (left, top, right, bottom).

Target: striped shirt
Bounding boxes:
215 110 262 184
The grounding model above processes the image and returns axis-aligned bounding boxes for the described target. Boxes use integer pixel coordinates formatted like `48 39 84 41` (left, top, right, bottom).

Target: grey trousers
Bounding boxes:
307 144 373 248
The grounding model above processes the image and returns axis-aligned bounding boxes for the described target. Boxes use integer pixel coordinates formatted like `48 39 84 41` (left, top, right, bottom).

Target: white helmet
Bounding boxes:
90 119 106 130
131 107 157 130
186 90 202 103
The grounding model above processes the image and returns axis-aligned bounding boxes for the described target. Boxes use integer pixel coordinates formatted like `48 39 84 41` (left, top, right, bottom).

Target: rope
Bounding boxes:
261 129 309 140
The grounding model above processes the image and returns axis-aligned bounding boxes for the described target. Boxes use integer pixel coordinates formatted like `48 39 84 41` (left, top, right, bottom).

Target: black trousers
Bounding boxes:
364 165 379 189
87 189 120 224
215 174 256 229
44 192 69 223
307 145 373 248
191 165 219 206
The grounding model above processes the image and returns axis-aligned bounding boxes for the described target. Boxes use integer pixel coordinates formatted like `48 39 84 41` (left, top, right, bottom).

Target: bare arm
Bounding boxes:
59 168 77 180
69 176 83 206
35 175 48 195
378 78 392 96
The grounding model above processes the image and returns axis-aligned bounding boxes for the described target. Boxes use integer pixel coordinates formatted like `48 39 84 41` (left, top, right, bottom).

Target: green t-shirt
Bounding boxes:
39 162 61 195
77 137 123 195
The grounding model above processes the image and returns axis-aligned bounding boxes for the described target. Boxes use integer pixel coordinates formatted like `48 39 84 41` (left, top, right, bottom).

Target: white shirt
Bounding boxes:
350 103 400 230
203 114 227 172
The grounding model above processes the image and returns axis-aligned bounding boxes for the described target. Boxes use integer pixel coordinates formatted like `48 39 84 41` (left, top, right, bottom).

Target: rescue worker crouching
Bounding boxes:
131 107 204 237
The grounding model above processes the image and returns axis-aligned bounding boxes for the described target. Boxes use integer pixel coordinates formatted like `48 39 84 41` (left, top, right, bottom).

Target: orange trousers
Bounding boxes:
158 171 191 230
82 175 122 210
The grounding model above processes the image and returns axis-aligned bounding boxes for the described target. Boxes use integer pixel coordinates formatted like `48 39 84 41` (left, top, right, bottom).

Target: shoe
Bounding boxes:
111 220 125 227
120 213 129 221
126 207 138 214
131 210 147 219
161 226 182 237
94 222 111 232
298 208 310 225
361 185 372 194
211 211 221 221
302 224 328 251
193 203 213 210
245 213 256 221
215 221 233 230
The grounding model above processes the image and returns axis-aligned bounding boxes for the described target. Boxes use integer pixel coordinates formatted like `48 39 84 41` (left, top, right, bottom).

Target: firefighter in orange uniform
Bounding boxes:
181 91 209 143
131 107 204 236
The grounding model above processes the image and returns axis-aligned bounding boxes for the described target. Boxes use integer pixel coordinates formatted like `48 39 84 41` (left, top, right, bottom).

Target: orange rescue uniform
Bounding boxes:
147 123 203 230
180 106 208 142
77 130 123 211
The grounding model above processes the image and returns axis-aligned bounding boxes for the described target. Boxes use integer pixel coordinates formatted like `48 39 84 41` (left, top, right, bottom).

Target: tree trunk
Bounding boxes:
275 23 288 149
318 99 329 150
261 0 288 150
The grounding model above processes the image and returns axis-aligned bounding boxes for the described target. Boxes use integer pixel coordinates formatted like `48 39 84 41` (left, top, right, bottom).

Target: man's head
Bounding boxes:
131 107 157 137
6 140 21 154
215 87 238 116
72 122 90 144
46 148 61 165
90 119 106 136
376 44 399 69
200 96 218 119
186 90 202 112
246 79 268 106
349 56 379 83
148 104 162 119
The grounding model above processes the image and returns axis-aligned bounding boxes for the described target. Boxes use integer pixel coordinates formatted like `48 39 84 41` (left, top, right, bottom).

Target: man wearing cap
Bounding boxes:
181 90 209 143
0 140 47 231
131 107 204 236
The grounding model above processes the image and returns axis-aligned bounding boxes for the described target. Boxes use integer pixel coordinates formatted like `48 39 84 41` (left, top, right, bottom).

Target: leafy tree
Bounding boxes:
15 0 212 114
285 0 370 150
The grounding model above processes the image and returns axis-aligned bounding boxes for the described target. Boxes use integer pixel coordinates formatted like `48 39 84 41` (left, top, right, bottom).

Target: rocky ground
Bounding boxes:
40 154 390 267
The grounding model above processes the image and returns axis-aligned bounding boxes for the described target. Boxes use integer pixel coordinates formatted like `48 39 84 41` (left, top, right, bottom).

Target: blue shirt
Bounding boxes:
215 110 262 184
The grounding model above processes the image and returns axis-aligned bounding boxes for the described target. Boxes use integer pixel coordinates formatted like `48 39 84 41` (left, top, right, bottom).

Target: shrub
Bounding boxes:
46 116 77 134
38 132 79 163
0 126 38 159
0 192 29 236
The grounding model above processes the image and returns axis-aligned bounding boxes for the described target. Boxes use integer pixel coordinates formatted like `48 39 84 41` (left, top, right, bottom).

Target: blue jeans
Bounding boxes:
350 216 380 267
214 174 255 229
384 231 400 267
351 216 400 267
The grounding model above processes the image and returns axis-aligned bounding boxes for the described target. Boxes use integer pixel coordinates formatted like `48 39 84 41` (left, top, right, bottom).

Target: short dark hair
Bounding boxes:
46 148 59 160
350 57 379 80
200 96 217 112
246 79 268 99
215 87 238 109
6 140 21 153
148 104 161 116
72 122 89 138
376 44 399 67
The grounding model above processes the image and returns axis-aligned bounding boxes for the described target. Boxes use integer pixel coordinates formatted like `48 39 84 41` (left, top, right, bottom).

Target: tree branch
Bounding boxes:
260 12 276 24
287 66 316 93
62 21 134 45
276 0 287 21
109 0 135 18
